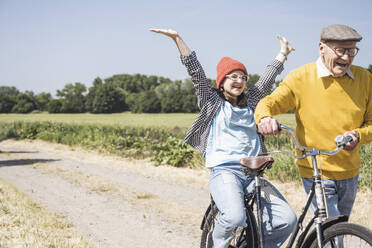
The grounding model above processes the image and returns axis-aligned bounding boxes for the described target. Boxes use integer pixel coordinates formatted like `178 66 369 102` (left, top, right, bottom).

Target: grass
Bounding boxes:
0 178 95 248
0 112 296 129
0 112 198 130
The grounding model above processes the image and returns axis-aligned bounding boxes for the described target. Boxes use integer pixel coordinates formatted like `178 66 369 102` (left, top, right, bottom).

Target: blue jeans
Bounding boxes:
210 165 297 248
301 175 359 218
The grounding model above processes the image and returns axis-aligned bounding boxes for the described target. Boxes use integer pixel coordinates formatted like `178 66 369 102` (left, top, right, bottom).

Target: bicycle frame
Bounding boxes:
252 124 352 248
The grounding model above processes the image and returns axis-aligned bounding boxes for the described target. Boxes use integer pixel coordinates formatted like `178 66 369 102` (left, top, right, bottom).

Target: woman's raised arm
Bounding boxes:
150 28 192 56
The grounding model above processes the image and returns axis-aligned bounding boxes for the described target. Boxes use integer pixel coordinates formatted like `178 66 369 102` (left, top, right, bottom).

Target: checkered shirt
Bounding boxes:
181 51 284 157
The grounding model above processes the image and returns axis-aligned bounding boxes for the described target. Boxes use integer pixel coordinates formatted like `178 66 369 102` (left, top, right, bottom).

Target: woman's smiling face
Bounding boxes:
220 70 247 103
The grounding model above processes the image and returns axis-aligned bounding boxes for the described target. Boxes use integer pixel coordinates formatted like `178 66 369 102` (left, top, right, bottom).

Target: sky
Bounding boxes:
0 0 371 95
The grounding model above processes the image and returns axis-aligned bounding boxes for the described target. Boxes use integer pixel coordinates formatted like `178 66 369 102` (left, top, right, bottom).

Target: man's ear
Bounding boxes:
319 42 325 55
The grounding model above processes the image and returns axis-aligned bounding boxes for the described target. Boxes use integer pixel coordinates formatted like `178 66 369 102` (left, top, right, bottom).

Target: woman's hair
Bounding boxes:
213 88 248 107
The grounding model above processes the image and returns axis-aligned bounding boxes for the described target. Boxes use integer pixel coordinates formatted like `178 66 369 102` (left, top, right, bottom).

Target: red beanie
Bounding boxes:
216 57 247 89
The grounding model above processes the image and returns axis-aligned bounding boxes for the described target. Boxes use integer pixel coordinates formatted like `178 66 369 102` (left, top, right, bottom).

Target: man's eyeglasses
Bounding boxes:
327 45 359 57
225 74 248 82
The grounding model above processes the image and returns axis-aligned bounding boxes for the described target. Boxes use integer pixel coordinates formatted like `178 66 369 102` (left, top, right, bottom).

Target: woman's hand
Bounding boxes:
149 28 180 40
277 35 295 56
275 35 295 62
149 28 191 56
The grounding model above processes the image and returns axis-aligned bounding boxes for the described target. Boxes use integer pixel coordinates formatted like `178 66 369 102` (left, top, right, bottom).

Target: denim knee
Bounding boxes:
219 210 247 229
266 206 297 238
284 210 297 235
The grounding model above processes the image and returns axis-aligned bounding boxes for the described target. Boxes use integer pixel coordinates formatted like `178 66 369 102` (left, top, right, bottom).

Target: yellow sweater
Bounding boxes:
255 62 372 180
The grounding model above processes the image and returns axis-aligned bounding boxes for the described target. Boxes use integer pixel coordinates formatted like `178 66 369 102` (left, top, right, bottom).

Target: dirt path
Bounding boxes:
0 139 370 248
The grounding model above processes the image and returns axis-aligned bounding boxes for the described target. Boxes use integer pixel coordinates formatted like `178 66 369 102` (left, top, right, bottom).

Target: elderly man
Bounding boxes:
254 24 372 219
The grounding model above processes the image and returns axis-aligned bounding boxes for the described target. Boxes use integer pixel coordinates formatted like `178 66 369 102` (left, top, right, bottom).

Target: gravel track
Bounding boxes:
0 140 210 248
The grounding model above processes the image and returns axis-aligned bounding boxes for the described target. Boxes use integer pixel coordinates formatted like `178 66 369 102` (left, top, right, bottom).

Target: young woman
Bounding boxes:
150 28 296 248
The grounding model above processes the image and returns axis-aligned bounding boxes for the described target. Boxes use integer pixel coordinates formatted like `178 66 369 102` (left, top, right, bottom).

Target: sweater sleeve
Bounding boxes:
254 72 297 124
180 51 214 109
354 72 372 144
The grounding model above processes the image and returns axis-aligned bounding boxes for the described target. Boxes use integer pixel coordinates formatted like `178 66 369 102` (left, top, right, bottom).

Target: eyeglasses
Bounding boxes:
327 44 359 57
225 74 248 82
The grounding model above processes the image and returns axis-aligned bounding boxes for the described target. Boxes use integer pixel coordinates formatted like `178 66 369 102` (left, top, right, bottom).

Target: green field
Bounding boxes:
0 112 296 129
0 112 198 129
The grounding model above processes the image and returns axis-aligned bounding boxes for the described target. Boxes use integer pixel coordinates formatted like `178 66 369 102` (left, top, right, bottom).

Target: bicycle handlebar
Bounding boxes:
268 124 353 159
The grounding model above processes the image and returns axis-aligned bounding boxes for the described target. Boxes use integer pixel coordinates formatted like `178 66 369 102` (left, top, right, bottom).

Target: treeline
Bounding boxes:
0 72 261 114
2 64 371 114
0 74 200 114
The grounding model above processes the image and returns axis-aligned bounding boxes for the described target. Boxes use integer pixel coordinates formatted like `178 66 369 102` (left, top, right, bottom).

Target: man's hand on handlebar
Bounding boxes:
258 117 280 136
343 130 359 151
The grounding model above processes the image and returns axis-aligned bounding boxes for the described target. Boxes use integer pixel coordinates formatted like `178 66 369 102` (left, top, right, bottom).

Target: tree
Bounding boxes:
0 86 19 97
56 82 86 113
0 86 19 113
154 81 181 99
245 74 260 92
92 83 127 113
160 92 184 113
35 92 52 111
180 79 198 112
368 64 372 74
140 91 161 113
11 93 36 113
181 94 198 113
126 91 161 113
48 99 63 113
0 95 16 113
105 74 161 93
85 77 103 112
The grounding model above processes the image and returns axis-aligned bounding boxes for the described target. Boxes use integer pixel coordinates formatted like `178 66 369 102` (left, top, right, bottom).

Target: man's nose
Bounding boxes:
340 52 351 60
341 49 356 59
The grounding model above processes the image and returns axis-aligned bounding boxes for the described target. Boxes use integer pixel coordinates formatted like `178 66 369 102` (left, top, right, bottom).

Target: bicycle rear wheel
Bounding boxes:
308 222 372 248
200 203 258 248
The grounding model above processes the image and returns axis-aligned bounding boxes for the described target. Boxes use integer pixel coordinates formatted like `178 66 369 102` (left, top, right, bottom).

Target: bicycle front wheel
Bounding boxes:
309 222 372 248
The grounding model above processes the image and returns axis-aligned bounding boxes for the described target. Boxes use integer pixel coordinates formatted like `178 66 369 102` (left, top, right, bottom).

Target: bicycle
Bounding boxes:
200 124 372 248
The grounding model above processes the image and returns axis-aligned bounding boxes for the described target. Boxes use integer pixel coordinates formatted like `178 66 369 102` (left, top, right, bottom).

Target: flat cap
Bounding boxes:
321 24 362 42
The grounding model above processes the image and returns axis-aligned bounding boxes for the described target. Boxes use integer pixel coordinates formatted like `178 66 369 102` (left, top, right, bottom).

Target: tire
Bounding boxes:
200 203 258 248
200 204 217 248
308 222 372 248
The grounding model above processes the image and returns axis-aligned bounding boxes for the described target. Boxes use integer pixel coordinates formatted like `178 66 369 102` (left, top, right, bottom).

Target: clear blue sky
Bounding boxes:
1 0 371 95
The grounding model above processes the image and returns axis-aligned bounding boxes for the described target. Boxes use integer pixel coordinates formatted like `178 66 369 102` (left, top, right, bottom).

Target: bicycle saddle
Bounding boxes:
239 156 274 171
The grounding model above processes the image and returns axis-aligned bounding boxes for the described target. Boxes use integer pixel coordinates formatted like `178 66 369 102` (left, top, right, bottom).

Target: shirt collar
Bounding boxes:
316 57 354 80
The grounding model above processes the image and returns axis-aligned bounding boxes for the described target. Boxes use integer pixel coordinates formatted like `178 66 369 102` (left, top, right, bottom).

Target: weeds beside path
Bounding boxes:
0 139 371 247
